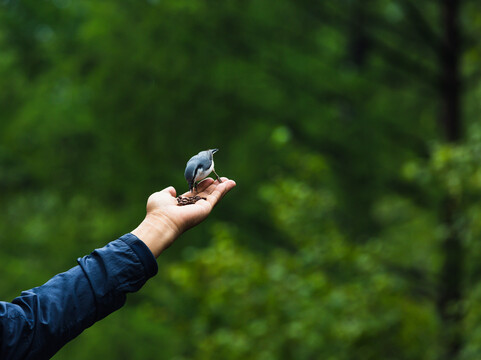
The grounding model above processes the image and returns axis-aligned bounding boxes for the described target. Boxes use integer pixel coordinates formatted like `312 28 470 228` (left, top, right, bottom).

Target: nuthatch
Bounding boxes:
184 149 222 193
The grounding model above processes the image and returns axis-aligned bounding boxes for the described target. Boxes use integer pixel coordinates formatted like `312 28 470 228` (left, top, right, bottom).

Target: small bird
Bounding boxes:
184 149 222 193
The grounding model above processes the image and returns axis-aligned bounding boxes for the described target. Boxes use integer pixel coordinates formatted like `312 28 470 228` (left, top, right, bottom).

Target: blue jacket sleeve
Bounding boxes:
0 233 158 360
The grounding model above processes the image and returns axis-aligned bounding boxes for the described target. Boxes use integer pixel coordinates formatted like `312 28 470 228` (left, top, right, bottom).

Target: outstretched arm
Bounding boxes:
0 178 236 360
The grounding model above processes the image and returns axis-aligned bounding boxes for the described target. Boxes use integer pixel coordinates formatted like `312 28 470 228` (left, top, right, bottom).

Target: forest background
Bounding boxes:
1 1 481 359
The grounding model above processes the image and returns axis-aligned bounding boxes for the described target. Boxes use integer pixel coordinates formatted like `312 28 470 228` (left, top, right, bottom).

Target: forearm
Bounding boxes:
0 234 157 360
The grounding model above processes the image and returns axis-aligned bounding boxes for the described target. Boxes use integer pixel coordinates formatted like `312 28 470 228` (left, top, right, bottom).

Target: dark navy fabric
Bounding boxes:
0 233 158 360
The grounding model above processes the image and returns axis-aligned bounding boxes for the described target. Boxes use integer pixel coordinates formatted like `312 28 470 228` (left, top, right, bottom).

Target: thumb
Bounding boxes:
162 186 177 197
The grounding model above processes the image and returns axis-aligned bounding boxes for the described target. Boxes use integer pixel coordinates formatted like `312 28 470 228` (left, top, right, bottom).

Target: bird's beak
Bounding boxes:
211 148 219 154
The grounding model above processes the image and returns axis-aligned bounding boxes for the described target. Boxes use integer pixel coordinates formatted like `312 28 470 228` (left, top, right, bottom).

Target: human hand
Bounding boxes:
132 177 236 257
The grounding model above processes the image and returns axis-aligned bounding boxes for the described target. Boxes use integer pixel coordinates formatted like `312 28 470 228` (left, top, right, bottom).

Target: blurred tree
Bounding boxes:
2 0 481 359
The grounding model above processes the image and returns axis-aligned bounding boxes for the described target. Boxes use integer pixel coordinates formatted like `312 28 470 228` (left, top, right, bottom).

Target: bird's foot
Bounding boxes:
213 169 222 183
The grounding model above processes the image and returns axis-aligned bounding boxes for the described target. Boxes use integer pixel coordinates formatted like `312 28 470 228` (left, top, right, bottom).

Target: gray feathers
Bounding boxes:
184 149 219 192
184 161 198 183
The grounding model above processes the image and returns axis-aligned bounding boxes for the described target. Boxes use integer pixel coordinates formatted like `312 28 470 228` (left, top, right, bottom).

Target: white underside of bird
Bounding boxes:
195 160 215 182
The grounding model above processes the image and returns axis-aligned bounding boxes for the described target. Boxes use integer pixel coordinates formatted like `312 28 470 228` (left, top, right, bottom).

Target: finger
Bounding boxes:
198 178 235 197
192 180 235 211
212 176 228 185
217 179 236 201
216 178 235 187
184 178 217 197
205 181 229 206
180 178 216 197
223 179 236 192
196 182 220 197
197 177 215 192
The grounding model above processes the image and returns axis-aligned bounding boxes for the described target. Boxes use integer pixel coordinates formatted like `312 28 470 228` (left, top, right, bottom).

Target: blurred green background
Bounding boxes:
2 0 481 359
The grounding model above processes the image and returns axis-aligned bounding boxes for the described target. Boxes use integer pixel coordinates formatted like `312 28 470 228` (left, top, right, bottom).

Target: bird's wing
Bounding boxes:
195 153 212 170
184 161 197 182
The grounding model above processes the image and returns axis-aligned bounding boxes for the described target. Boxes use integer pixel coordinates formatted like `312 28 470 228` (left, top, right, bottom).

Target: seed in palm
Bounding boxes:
176 195 206 206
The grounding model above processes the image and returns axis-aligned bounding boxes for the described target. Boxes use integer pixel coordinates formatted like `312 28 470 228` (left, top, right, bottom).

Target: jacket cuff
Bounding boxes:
119 233 158 279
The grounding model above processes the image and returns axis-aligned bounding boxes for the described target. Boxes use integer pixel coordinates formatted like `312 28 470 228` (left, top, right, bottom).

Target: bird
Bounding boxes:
184 149 222 194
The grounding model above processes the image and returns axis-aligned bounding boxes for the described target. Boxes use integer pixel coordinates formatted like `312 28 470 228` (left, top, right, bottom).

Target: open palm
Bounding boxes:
146 177 236 236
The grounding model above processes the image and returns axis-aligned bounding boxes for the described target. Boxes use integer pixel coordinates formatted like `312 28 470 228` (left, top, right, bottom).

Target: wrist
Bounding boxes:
131 214 178 257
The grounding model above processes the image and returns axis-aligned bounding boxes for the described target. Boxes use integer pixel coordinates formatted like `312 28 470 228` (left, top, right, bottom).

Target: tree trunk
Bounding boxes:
441 0 461 141
348 0 369 68
437 0 462 358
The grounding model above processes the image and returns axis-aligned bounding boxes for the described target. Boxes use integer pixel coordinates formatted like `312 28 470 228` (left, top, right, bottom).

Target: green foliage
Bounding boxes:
1 0 481 359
